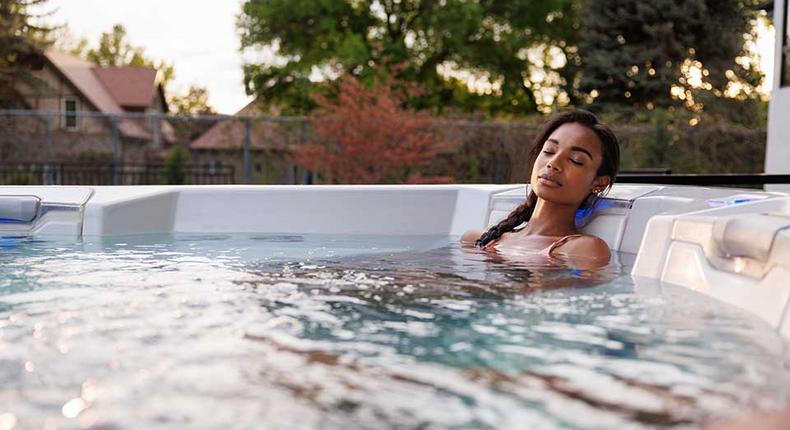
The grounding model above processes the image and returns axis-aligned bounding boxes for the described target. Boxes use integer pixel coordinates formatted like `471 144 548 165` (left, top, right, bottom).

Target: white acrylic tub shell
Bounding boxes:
1 184 789 340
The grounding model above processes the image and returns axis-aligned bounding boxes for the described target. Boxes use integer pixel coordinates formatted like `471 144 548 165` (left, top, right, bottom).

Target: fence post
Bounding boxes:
111 116 121 185
243 117 251 184
45 114 55 185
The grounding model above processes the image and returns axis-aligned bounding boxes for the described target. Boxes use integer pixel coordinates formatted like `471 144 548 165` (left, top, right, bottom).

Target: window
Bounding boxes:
61 97 78 130
202 160 223 174
783 0 790 87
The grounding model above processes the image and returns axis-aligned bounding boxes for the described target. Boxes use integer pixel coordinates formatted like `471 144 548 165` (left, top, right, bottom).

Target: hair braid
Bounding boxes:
476 191 538 247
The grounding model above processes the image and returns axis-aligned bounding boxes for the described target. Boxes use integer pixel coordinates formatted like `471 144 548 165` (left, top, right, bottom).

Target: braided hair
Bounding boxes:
475 110 620 248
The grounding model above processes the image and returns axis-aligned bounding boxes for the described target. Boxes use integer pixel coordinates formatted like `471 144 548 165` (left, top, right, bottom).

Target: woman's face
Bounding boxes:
529 122 609 206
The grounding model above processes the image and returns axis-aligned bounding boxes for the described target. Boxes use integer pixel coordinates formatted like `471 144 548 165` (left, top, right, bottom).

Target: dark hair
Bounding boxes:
476 109 620 248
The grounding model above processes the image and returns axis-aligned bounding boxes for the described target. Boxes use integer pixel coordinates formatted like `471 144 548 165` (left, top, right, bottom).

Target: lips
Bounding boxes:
537 174 562 187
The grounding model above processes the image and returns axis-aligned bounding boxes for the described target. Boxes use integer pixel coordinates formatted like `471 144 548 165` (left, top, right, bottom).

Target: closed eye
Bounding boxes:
570 158 584 166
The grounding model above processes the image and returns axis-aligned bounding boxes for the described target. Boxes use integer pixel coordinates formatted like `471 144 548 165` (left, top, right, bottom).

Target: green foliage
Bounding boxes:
164 144 188 185
577 0 764 112
64 23 218 114
68 24 176 89
237 0 578 115
620 108 679 169
4 171 39 185
611 107 766 174
692 91 768 128
169 85 215 115
0 0 54 108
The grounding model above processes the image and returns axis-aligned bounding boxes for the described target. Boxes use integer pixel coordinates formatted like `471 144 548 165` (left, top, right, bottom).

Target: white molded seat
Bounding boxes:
0 195 40 223
769 229 790 269
712 213 790 262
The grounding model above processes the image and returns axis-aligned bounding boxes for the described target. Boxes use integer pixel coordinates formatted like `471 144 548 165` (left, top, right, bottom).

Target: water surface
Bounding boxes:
0 234 788 429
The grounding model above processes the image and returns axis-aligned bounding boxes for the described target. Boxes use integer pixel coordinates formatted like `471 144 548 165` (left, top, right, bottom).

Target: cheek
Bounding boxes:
530 167 539 183
531 155 548 174
530 158 545 181
566 167 598 189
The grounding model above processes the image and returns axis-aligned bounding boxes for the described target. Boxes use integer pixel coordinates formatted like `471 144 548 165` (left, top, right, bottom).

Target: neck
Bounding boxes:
521 198 578 237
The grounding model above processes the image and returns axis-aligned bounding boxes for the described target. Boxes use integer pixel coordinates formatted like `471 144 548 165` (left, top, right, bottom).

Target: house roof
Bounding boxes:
93 67 158 109
189 119 246 150
45 50 126 116
190 100 254 150
190 100 292 151
43 49 169 141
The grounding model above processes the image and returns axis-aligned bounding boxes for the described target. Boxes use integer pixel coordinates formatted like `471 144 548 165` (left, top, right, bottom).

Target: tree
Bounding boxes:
67 24 175 87
66 24 215 114
169 86 214 115
293 69 450 184
577 0 764 112
164 144 188 185
167 86 216 143
237 0 578 115
0 0 54 108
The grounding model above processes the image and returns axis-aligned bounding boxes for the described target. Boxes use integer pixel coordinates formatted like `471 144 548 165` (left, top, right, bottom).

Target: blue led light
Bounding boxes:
575 199 614 226
0 237 18 248
707 197 757 207
0 218 28 224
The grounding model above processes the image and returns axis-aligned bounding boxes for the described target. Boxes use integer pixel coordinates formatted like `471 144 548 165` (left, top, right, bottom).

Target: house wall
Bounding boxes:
6 60 164 164
0 112 150 164
9 64 117 162
18 65 111 136
143 89 169 151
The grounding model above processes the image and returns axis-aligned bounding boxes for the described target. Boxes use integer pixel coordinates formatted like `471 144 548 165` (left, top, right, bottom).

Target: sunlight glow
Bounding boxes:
0 413 17 430
62 398 87 418
437 62 503 96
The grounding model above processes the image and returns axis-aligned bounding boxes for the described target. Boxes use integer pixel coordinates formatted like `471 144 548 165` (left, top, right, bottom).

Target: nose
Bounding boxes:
546 154 562 171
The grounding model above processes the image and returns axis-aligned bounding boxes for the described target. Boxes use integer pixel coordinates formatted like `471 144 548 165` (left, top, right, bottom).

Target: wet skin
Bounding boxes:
465 123 612 266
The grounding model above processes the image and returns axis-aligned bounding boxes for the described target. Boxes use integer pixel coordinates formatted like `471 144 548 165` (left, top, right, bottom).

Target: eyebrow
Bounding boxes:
545 139 594 160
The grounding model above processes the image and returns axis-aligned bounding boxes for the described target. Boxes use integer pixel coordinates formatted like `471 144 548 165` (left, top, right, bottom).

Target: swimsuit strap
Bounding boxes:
546 234 584 256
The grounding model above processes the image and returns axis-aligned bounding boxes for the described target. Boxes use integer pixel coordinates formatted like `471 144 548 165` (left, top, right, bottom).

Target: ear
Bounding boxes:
591 176 610 193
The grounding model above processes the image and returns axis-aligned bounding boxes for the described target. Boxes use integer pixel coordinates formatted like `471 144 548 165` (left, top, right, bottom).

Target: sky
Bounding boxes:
43 0 252 114
40 1 778 115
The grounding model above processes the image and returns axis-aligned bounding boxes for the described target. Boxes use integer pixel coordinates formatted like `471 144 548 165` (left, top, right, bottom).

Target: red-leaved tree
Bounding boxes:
294 71 452 184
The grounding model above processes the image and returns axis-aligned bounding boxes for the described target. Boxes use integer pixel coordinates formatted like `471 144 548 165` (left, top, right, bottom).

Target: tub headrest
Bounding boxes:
0 196 41 224
712 212 790 262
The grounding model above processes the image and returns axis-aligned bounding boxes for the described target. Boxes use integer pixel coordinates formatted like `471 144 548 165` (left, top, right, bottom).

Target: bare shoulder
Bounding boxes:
460 229 485 245
705 406 790 430
554 234 611 261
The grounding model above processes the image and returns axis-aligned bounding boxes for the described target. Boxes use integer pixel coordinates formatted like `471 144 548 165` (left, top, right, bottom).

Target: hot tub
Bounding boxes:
0 184 788 429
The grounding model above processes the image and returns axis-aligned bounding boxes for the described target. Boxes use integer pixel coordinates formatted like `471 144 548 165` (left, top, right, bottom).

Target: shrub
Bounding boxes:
164 145 188 185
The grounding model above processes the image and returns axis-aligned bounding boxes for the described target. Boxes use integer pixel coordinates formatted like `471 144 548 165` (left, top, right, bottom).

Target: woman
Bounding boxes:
462 110 620 266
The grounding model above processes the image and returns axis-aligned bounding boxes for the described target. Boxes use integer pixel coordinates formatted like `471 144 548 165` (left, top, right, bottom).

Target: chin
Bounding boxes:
533 184 563 198
533 187 582 206
534 191 564 203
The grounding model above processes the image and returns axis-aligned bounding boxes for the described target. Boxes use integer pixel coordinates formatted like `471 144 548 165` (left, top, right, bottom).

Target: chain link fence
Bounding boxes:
0 110 306 185
0 110 541 185
0 109 768 186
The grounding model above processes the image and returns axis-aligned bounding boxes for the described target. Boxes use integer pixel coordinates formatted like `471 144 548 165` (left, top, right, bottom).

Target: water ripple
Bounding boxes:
0 234 787 429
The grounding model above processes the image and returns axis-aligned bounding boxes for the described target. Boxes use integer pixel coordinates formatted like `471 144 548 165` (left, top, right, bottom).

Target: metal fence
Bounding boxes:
0 109 530 185
617 173 790 186
0 109 781 187
0 162 234 185
0 109 310 185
